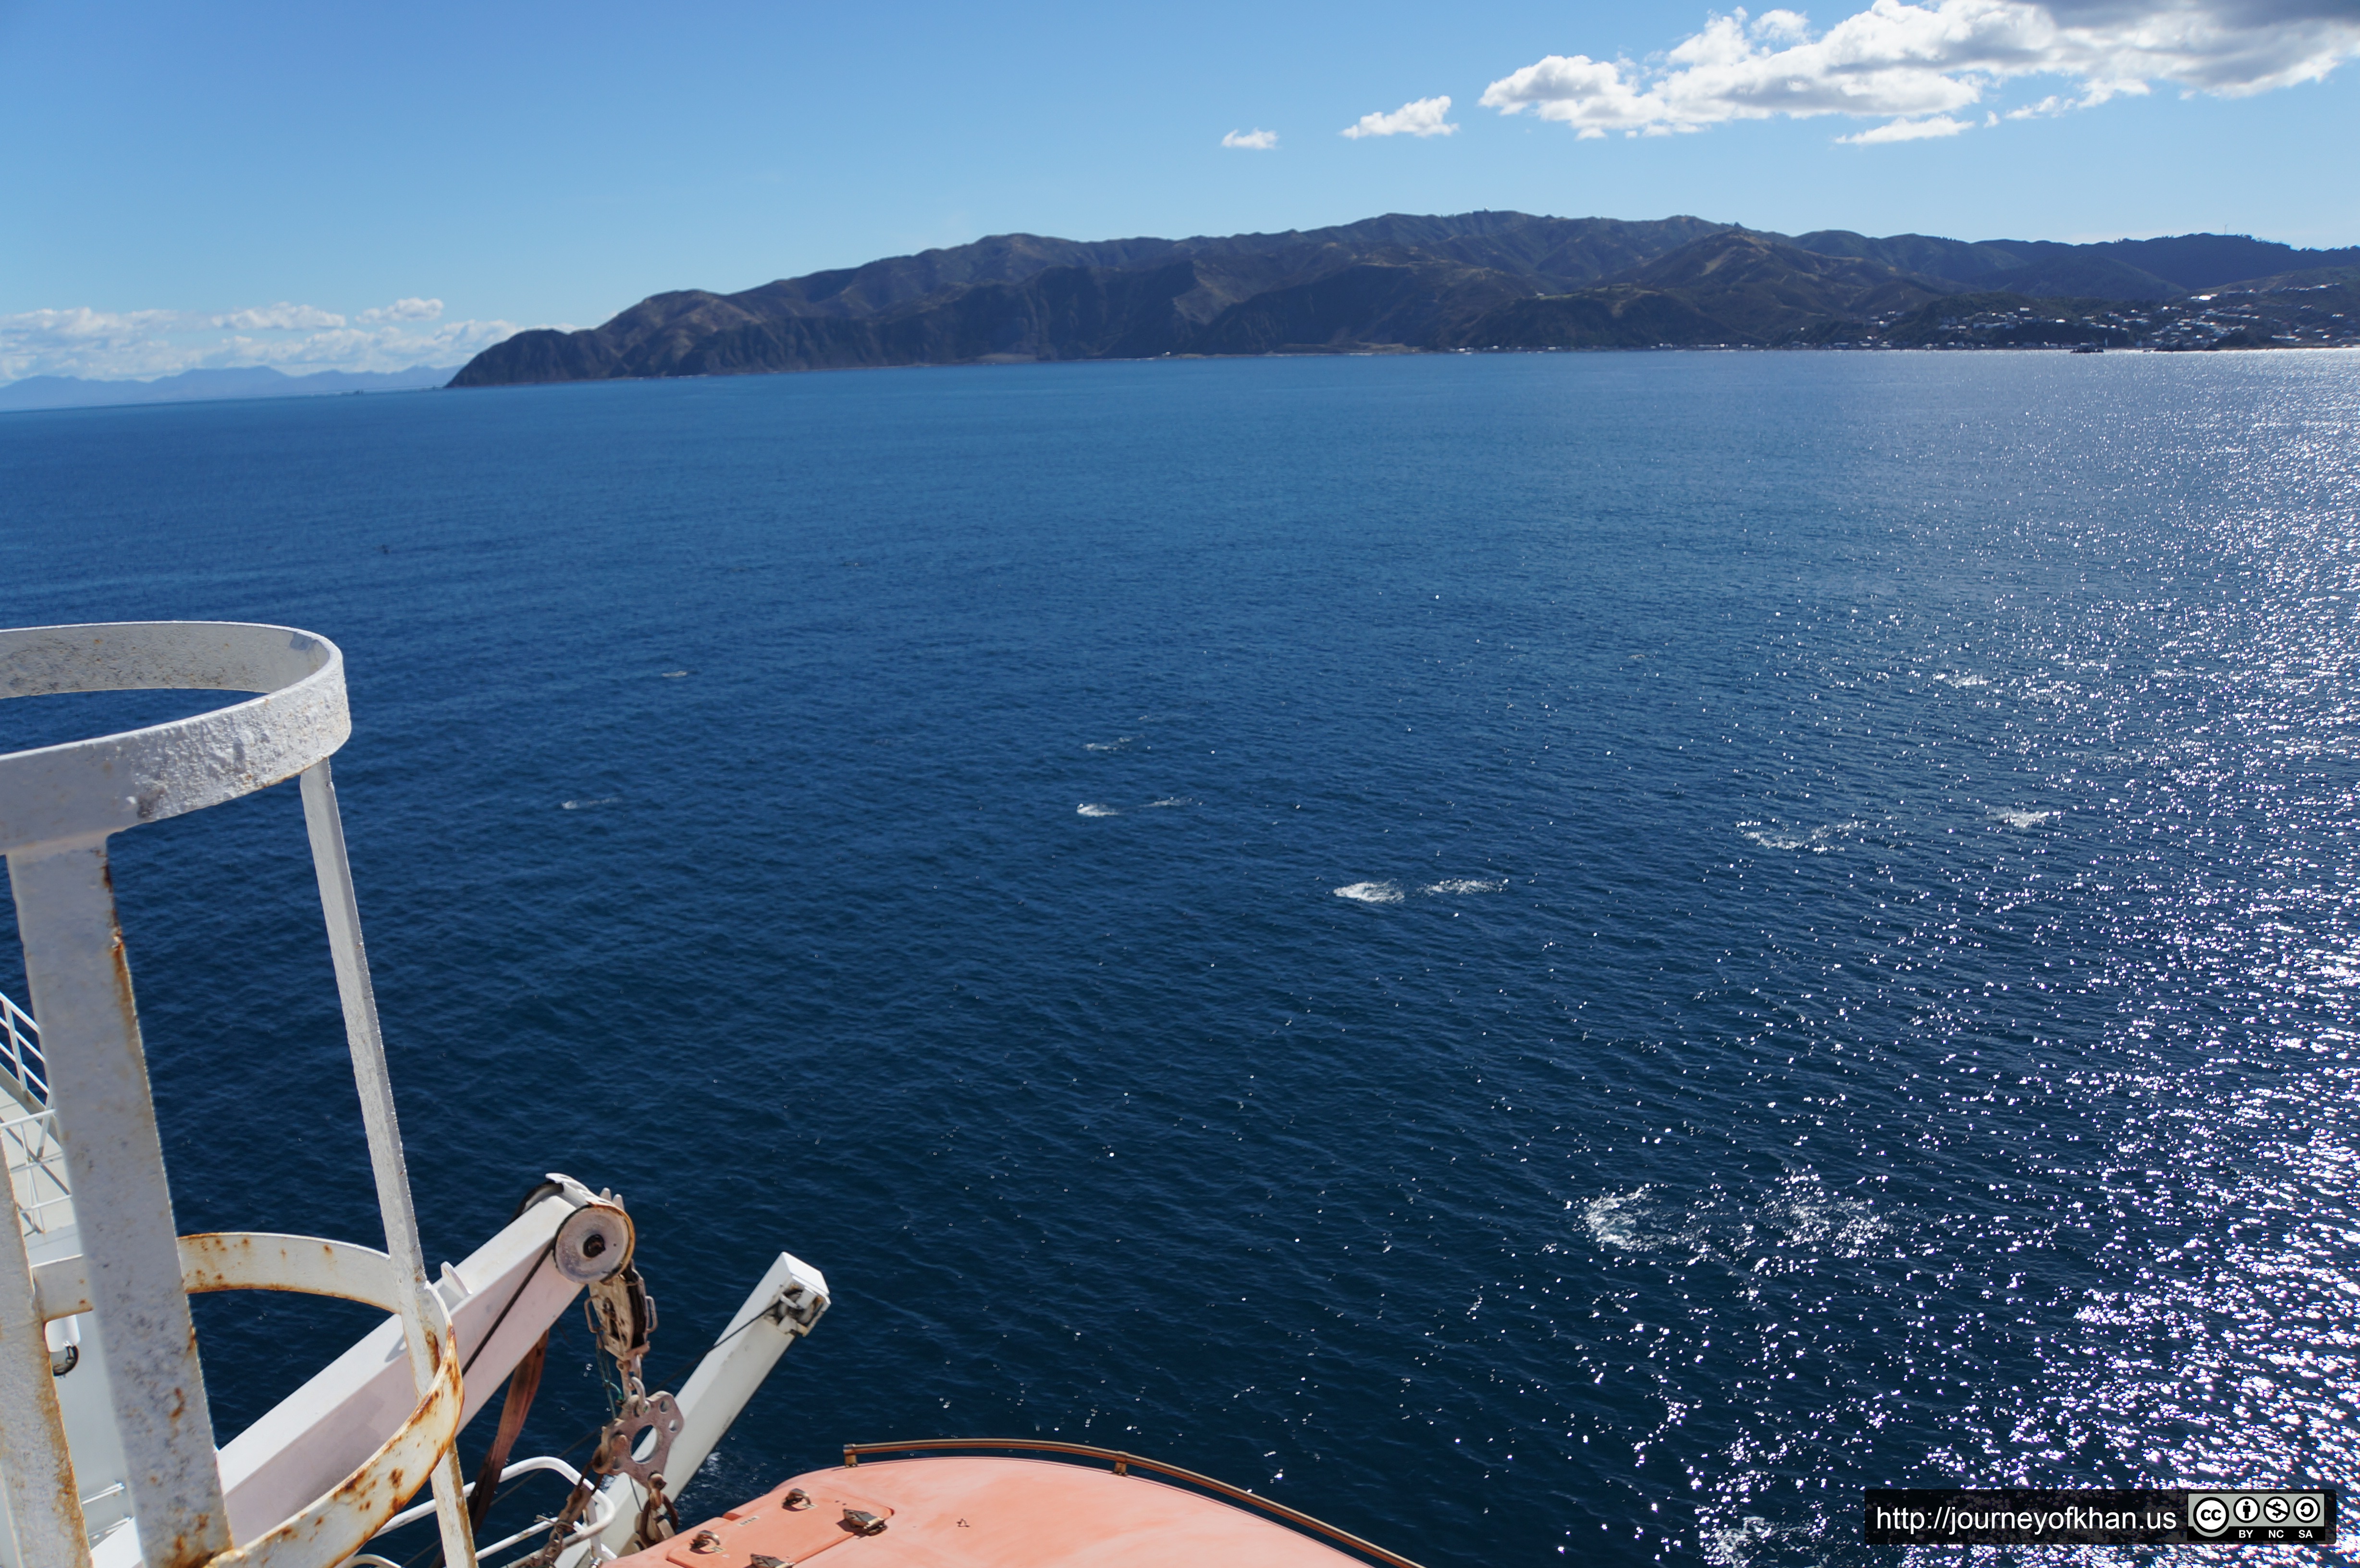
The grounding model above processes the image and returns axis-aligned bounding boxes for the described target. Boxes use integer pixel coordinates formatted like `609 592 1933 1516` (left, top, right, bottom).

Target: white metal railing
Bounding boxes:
0 989 68 1241
368 1456 621 1565
5 1105 73 1239
0 988 45 1106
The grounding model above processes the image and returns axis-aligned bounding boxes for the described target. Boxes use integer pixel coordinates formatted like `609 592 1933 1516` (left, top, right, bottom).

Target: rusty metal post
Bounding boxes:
0 1168 87 1568
299 760 476 1568
6 841 227 1568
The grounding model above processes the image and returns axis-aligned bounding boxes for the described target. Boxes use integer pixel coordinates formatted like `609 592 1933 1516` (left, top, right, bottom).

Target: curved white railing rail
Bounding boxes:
371 1455 621 1563
29 1233 467 1568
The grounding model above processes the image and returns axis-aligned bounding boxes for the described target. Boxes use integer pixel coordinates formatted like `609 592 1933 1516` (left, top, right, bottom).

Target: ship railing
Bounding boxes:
3 1105 73 1239
356 1455 620 1568
0 987 47 1107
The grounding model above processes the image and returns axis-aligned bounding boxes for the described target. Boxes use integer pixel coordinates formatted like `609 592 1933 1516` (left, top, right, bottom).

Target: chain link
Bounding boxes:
516 1259 686 1563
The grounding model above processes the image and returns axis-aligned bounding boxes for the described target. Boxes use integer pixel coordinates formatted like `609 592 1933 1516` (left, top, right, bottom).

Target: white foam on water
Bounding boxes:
1932 670 1990 687
1701 1512 1816 1568
1738 821 1832 852
1991 807 2060 828
1760 1173 1888 1256
659 670 690 678
1076 803 1120 817
1580 1188 1720 1263
1333 881 1404 905
1581 1188 1665 1252
1744 829 1823 851
1424 877 1506 895
1142 796 1195 808
1583 1175 1888 1268
560 798 620 811
1084 735 1136 752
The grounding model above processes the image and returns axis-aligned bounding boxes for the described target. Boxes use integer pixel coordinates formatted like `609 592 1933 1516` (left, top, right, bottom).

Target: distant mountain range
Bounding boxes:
0 363 459 414
452 213 2360 386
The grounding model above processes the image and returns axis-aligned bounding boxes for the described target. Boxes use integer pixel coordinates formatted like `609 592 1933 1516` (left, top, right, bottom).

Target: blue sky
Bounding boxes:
3 0 2354 380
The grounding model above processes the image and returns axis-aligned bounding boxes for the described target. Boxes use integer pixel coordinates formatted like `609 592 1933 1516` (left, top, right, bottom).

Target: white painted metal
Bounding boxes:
33 1233 425 1322
562 1252 831 1566
100 1232 461 1568
20 1173 616 1560
0 1023 81 1549
27 1250 86 1326
295 758 477 1566
0 623 349 854
9 841 232 1568
372 1455 620 1559
0 1030 133 1563
0 622 467 1568
46 1231 467 1568
4 1109 71 1240
0 1169 86 1568
209 1188 606 1544
1 624 836 1568
0 992 44 1105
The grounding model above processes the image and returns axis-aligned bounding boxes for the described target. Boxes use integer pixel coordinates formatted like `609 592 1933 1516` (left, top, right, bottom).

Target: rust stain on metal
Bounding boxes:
102 873 139 1032
162 1509 217 1568
23 1324 82 1554
331 1460 384 1506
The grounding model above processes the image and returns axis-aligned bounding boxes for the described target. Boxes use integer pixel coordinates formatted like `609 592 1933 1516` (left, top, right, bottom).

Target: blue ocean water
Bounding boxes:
4 349 2360 1567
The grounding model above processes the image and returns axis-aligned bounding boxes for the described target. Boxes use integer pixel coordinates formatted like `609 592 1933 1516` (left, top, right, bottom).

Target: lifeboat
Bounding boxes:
602 1442 1421 1568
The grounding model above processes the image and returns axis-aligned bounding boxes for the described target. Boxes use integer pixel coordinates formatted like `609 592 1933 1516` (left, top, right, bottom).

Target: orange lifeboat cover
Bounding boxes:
610 1457 1377 1568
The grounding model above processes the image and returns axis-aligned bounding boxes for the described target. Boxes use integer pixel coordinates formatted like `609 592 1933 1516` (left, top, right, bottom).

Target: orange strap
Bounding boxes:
468 1329 551 1532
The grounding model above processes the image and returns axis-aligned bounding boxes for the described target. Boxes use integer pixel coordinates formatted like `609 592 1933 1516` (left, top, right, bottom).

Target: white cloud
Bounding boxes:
1836 111 1979 138
1480 0 2360 143
212 302 347 331
357 296 444 324
1341 95 1458 138
1 306 189 347
0 298 529 383
1221 128 1279 148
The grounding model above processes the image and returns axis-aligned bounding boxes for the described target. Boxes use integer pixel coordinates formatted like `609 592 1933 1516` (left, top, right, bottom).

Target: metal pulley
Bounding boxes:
554 1200 634 1284
586 1258 658 1368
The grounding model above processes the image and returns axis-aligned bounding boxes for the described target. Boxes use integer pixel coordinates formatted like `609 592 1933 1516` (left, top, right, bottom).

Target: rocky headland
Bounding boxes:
451 213 2360 386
